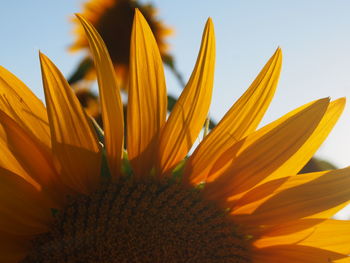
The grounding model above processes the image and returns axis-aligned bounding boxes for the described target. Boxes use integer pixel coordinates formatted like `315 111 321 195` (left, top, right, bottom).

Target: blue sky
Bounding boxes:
0 0 349 169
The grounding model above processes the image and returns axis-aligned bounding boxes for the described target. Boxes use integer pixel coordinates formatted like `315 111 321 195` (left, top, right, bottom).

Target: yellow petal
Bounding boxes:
233 98 344 201
40 52 101 194
76 14 124 178
234 167 350 226
0 126 33 185
0 66 50 148
204 98 329 200
184 48 282 184
127 10 167 177
205 99 329 198
256 219 350 255
335 257 350 263
261 97 345 182
0 167 52 235
0 110 65 204
157 18 215 175
253 245 346 263
231 99 346 213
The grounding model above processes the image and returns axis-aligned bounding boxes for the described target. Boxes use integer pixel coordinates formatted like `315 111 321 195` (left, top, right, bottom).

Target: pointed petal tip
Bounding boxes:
38 51 45 64
316 97 331 106
270 47 282 64
316 97 330 102
330 97 346 114
133 8 147 27
312 97 331 115
77 4 124 178
133 8 144 24
38 52 55 73
38 51 51 64
202 18 215 46
134 8 141 16
75 14 91 28
275 47 282 56
205 17 214 31
38 52 48 67
336 97 346 105
75 13 84 21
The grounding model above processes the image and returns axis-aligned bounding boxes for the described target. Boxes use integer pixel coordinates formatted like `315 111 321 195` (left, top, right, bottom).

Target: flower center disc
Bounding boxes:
23 178 251 262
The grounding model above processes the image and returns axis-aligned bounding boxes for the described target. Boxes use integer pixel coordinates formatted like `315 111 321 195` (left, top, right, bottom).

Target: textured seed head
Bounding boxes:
22 178 251 263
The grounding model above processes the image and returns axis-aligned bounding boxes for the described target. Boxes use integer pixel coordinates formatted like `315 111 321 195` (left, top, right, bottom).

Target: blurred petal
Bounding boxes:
157 18 215 175
185 48 282 184
76 14 124 178
40 52 101 194
127 10 167 177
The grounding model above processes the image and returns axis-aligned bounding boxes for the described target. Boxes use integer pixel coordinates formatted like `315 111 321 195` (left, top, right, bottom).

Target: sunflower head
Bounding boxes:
0 9 350 263
70 0 172 88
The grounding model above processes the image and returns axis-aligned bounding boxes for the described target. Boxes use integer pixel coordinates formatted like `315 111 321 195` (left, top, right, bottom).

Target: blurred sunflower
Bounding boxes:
69 0 172 89
74 87 100 120
1 10 350 263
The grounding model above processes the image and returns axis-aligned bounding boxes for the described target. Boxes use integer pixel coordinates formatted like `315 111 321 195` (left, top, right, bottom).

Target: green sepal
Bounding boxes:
101 147 111 179
195 181 206 190
171 158 187 181
121 150 133 177
51 208 59 218
89 116 105 145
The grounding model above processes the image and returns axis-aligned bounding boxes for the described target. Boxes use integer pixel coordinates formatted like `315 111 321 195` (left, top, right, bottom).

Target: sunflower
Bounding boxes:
69 0 172 89
1 10 350 263
74 87 101 120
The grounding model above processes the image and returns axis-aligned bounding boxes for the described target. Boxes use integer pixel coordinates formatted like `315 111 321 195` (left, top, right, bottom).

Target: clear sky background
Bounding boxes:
0 0 349 170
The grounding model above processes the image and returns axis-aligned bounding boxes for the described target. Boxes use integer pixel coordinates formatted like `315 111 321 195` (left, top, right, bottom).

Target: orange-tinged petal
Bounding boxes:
335 257 350 263
184 48 282 184
204 98 329 200
232 176 291 216
0 66 50 148
127 10 167 177
0 231 31 263
40 52 101 194
0 110 65 204
0 126 32 185
253 245 347 263
157 18 215 175
0 167 52 235
255 219 350 255
76 14 124 178
234 167 350 226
